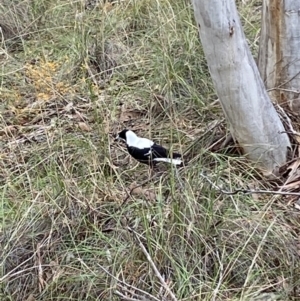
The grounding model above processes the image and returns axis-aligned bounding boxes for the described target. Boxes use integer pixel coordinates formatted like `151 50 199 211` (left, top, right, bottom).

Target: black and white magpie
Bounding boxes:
115 129 182 166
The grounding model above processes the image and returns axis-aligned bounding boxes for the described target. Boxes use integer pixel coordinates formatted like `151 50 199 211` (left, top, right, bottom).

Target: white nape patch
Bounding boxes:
153 158 182 165
126 131 154 149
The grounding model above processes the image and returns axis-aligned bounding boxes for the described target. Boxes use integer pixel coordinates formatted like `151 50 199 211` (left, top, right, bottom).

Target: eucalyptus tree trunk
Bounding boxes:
192 0 290 174
258 0 300 112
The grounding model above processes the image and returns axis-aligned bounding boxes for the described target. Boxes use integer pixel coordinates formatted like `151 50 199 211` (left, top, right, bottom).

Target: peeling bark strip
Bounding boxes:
258 0 300 112
192 0 290 173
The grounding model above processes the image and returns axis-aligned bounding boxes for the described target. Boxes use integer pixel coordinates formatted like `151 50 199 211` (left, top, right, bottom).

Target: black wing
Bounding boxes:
150 144 169 159
127 146 152 165
151 144 181 159
127 144 181 165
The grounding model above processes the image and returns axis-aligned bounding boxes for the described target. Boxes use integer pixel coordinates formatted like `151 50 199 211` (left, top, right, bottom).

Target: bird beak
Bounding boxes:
114 135 120 142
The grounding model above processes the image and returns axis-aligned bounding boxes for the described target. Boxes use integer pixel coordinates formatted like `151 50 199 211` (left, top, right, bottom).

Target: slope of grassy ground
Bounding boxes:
1 0 299 300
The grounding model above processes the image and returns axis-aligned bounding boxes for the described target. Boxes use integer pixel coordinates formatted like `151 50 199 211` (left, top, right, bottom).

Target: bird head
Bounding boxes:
115 129 129 143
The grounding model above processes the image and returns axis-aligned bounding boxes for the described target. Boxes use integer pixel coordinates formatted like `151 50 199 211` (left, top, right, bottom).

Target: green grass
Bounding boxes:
1 0 299 300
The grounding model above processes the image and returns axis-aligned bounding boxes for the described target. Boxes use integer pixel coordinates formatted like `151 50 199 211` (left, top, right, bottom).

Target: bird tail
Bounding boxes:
153 152 183 165
153 157 182 165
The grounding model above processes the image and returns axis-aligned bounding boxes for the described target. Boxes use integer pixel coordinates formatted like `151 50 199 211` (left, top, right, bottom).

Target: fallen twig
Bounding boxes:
128 227 178 301
199 172 300 197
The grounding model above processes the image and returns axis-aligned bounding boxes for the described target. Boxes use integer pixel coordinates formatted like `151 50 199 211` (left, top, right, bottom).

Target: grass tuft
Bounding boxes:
1 0 299 300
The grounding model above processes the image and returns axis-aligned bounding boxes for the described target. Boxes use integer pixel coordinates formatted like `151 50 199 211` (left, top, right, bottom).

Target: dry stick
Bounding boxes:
128 227 179 301
281 131 300 137
268 69 300 90
114 290 143 301
98 264 161 301
211 238 224 301
0 264 53 283
117 286 151 301
276 103 296 131
199 172 300 197
183 119 224 157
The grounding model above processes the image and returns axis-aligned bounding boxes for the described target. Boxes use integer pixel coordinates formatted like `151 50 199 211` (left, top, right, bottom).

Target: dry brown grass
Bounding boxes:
1 0 299 300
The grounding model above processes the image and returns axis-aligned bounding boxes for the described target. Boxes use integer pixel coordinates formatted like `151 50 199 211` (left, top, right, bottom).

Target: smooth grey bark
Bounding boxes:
192 0 290 174
258 0 300 112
